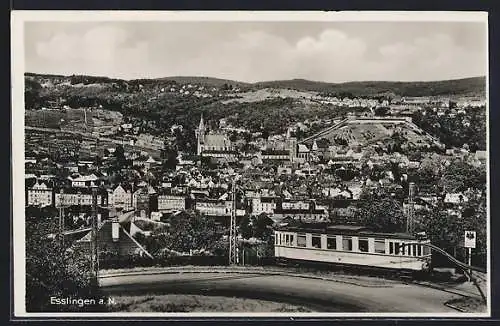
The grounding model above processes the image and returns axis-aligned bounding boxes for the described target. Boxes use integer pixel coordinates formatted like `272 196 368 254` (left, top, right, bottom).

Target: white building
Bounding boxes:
251 196 277 216
158 195 186 212
195 199 245 217
26 181 53 207
108 184 133 209
55 188 107 207
69 174 100 188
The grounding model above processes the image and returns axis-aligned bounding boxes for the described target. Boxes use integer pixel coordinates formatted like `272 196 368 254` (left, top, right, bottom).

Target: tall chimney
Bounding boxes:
112 218 120 242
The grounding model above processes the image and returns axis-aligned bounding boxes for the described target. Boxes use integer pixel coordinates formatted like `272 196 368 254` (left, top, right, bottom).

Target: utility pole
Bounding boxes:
58 189 65 247
407 182 416 234
468 247 472 282
228 178 238 265
91 187 99 288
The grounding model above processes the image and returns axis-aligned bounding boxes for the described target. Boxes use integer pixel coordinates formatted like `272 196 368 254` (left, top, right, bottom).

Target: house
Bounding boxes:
76 219 153 259
272 207 329 223
157 194 186 212
297 144 310 162
69 174 100 188
272 200 329 222
120 123 133 132
260 149 290 162
54 187 108 207
26 181 53 207
195 198 245 217
322 187 353 199
251 196 278 216
25 157 37 164
133 186 158 216
475 150 487 161
108 184 133 210
281 199 311 210
64 163 79 173
444 193 469 204
195 199 232 217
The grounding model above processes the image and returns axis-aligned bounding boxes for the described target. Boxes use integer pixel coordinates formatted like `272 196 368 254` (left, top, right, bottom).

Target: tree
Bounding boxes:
409 153 445 192
25 78 43 109
414 208 460 251
374 106 390 116
316 137 331 149
252 213 274 240
113 145 126 166
25 218 105 312
335 167 357 181
355 189 405 233
152 210 220 254
162 147 178 171
439 158 486 192
239 215 253 240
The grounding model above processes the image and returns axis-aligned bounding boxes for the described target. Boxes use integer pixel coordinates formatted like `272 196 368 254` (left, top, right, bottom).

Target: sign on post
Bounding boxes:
464 231 476 249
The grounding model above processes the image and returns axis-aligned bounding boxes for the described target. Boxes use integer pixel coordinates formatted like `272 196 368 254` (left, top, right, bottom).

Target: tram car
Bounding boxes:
274 224 431 272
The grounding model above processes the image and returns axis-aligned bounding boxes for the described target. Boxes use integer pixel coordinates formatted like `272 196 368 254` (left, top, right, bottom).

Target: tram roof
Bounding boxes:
275 223 425 240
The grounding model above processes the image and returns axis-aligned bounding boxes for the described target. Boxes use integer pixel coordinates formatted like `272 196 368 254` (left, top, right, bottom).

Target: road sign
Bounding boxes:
464 231 476 249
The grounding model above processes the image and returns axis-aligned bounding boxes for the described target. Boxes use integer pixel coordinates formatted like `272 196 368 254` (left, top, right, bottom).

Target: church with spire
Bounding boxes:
195 114 236 159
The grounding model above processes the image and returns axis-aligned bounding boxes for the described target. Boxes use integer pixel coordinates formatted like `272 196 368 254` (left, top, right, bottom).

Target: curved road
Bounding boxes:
99 272 466 313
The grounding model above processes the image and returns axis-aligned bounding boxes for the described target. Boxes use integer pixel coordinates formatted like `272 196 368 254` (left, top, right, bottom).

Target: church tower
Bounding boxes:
287 127 297 162
195 114 206 155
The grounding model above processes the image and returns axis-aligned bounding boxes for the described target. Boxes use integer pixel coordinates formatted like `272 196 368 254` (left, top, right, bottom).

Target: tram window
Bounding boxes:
342 237 353 251
375 239 386 254
290 234 294 246
389 242 394 254
311 235 321 248
285 234 289 245
395 243 401 255
358 238 369 252
275 235 278 245
412 244 418 256
417 245 422 256
423 245 430 255
327 236 337 250
297 234 306 247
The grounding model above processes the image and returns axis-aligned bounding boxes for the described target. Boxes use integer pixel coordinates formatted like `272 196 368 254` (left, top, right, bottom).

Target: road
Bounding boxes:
99 272 465 312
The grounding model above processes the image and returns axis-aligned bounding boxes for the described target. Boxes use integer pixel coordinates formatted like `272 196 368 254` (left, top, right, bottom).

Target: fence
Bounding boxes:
99 255 229 270
99 245 275 270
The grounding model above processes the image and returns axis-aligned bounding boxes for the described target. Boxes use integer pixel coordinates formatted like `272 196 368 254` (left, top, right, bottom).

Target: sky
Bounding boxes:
24 20 487 83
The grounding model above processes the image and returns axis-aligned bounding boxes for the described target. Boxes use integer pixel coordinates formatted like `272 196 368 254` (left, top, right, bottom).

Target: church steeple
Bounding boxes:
198 113 205 131
195 114 206 155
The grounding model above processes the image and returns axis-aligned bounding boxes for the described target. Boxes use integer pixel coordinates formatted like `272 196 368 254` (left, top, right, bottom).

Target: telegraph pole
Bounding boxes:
407 182 416 234
91 187 99 288
59 189 65 247
229 178 238 265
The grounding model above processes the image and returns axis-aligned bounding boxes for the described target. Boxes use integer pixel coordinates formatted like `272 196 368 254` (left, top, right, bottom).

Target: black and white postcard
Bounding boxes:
11 11 490 318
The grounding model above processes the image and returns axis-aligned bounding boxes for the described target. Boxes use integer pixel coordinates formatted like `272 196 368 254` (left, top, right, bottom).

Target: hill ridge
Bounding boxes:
25 72 485 97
